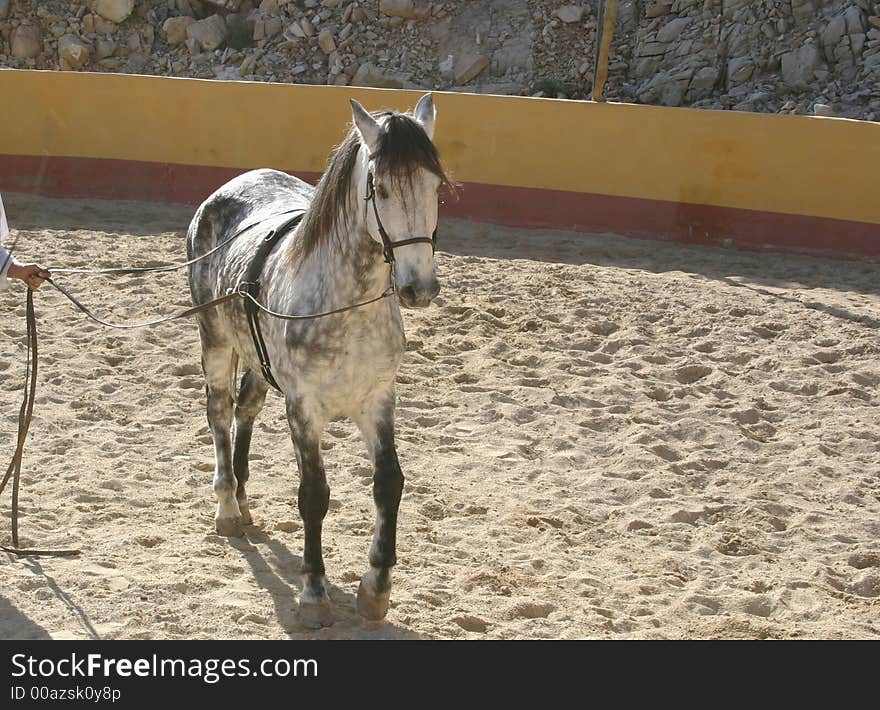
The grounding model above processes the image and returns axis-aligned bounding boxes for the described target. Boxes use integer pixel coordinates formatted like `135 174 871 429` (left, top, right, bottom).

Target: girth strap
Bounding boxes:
240 212 306 392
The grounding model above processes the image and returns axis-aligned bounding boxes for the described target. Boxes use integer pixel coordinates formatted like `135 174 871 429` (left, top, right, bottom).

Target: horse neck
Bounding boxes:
300 161 389 305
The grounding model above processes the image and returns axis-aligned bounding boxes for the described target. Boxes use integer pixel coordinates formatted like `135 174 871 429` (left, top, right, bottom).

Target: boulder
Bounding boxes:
351 62 406 89
657 17 691 44
821 15 846 54
186 14 227 52
645 1 672 18
11 25 42 59
204 0 243 9
379 0 416 19
318 28 336 54
94 0 135 24
94 37 117 59
225 13 253 50
163 16 196 46
781 44 822 89
790 0 815 25
454 53 489 84
727 57 754 85
58 35 91 69
554 6 585 24
288 21 307 38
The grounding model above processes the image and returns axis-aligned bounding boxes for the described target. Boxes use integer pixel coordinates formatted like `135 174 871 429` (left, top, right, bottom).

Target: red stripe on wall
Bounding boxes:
452 183 880 260
1 154 877 260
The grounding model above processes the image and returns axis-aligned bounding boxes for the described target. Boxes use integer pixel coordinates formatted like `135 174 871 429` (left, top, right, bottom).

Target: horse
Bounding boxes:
186 93 448 627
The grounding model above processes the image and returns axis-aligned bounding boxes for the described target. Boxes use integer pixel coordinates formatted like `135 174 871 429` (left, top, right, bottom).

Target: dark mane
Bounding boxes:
372 112 449 190
293 110 451 262
293 130 361 262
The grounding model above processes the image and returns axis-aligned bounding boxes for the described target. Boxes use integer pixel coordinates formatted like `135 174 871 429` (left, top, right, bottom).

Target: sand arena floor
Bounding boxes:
1 193 878 640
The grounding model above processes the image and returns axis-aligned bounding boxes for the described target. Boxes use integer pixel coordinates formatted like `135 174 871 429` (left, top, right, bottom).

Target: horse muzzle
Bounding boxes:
397 278 440 308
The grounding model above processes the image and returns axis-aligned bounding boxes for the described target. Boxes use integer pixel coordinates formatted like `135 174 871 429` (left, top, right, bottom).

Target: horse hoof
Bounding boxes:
357 571 391 621
298 599 334 629
215 516 244 537
238 505 253 526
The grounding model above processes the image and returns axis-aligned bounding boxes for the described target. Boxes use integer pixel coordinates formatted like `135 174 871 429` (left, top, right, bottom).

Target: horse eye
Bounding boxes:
377 184 389 199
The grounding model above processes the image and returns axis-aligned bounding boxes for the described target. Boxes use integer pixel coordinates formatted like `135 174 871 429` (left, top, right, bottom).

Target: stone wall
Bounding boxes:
1 1 878 119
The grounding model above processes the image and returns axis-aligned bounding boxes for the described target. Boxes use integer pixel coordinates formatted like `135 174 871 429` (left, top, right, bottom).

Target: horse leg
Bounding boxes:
286 396 334 628
355 398 404 621
202 343 243 537
232 370 268 526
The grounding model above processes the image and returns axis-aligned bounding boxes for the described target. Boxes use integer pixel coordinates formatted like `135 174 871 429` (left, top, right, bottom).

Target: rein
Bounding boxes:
0 290 80 557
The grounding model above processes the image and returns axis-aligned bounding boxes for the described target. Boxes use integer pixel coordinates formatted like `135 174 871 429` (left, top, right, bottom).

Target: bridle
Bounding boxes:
365 172 437 265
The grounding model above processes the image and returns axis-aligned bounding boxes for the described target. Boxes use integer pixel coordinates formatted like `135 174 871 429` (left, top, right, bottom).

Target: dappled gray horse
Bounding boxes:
187 94 447 626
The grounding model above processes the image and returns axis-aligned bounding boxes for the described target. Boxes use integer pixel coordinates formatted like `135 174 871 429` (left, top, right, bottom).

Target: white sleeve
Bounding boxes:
0 246 12 291
0 194 13 291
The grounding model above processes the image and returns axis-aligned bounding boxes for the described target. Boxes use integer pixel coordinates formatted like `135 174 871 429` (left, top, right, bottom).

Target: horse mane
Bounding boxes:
293 109 451 262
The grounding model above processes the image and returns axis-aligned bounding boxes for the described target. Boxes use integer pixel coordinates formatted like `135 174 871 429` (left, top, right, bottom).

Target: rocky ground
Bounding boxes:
1 1 879 119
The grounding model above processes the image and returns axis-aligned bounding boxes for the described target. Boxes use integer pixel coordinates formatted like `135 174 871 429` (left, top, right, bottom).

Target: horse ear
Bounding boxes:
414 93 436 140
350 99 381 153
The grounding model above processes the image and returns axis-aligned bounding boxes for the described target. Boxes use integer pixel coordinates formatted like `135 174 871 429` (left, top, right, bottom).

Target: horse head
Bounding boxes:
350 93 446 308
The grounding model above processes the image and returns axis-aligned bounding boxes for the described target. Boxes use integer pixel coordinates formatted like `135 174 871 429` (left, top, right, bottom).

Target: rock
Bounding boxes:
94 37 117 60
11 25 41 59
554 5 585 24
0 0 9 20
318 28 336 54
686 65 719 101
657 17 691 43
163 16 195 46
659 70 692 107
263 17 283 39
821 15 847 53
58 34 91 70
781 44 822 89
225 13 253 49
493 35 532 74
93 15 118 34
454 52 489 84
790 0 815 25
645 1 672 18
813 103 835 117
844 5 865 35
239 53 256 75
727 56 754 85
204 0 243 9
379 0 416 19
453 615 489 633
186 14 227 52
288 22 306 38
351 62 406 88
94 0 135 24
722 0 749 19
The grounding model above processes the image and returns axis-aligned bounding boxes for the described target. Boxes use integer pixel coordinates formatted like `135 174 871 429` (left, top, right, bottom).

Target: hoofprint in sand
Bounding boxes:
1 193 878 640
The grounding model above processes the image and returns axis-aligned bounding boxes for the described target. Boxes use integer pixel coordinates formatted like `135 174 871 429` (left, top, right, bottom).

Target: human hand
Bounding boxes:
8 262 52 290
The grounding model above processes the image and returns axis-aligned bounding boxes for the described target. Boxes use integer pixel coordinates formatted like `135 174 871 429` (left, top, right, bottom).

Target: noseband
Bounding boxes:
365 172 437 265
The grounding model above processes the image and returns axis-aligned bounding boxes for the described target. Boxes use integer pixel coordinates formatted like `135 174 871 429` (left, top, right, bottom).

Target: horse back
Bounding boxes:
188 169 312 256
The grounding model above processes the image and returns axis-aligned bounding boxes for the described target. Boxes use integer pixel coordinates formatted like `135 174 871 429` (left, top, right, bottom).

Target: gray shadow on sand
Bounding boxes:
227 527 423 640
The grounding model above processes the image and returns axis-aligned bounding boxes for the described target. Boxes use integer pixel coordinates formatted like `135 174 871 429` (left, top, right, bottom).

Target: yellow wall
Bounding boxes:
1 69 878 224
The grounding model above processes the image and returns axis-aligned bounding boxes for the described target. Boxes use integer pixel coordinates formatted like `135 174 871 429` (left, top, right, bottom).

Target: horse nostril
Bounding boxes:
399 284 416 302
